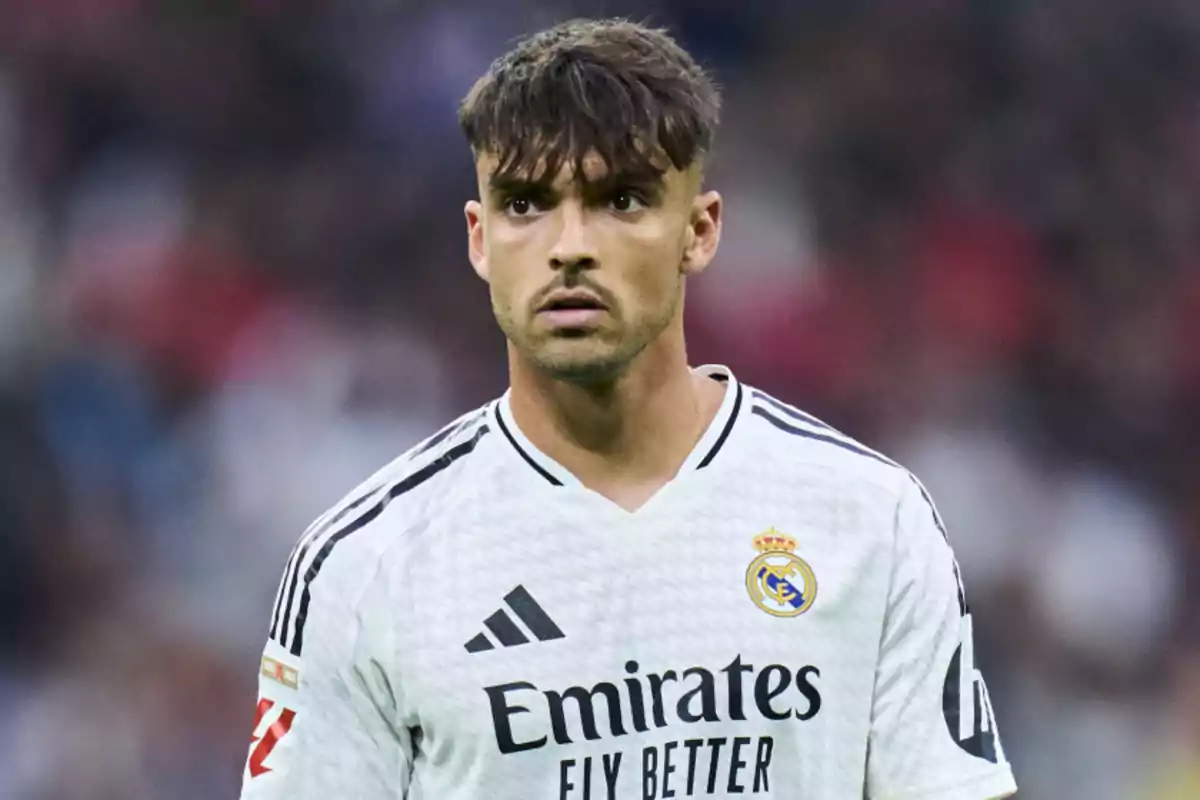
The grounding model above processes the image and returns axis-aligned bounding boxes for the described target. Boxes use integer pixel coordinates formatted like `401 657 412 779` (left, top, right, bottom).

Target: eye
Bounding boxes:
504 197 543 218
610 191 646 213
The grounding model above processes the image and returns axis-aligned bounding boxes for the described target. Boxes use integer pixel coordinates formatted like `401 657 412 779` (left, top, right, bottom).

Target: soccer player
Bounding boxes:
240 18 1018 800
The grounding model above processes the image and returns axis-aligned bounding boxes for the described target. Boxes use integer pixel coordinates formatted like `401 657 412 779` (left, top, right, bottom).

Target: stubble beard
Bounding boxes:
499 283 682 386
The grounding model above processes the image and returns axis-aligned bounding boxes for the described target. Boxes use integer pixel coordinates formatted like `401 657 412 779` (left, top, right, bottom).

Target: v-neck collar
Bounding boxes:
490 364 744 491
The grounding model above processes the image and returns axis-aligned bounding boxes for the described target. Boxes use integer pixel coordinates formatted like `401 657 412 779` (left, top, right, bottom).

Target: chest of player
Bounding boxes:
391 483 894 798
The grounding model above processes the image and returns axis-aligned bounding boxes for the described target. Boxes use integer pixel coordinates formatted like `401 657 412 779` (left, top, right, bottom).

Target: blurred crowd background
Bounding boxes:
0 0 1197 798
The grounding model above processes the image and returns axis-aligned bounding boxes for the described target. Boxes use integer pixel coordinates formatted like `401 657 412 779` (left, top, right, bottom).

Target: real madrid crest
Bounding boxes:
746 528 817 617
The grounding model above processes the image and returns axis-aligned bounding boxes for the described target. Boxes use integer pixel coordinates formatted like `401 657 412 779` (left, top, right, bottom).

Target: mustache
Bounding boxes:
532 278 615 309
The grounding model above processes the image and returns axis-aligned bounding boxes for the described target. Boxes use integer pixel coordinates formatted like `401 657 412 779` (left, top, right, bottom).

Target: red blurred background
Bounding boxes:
0 1 1197 797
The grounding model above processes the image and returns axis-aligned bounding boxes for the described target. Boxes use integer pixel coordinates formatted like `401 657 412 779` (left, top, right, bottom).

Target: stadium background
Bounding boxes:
0 1 1197 797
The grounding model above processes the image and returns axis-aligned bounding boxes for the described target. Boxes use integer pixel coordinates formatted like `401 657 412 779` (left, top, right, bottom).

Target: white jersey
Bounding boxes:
240 365 1017 800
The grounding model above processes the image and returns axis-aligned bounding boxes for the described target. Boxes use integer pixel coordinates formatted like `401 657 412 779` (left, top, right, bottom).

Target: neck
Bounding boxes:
507 323 722 488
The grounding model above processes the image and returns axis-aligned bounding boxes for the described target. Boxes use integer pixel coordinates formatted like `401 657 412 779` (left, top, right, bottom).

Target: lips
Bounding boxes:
537 291 608 313
536 289 610 328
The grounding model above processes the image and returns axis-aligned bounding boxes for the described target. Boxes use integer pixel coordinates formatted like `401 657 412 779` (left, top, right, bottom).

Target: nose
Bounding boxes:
548 201 597 272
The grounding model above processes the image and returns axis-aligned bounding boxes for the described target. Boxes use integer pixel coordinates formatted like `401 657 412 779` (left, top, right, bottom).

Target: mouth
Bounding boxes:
538 292 608 313
537 291 609 327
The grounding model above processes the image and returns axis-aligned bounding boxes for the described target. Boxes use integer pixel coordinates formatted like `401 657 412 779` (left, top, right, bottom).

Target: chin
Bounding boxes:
529 342 631 384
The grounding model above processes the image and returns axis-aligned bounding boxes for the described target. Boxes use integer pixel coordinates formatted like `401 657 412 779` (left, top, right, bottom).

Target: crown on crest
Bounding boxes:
753 528 797 554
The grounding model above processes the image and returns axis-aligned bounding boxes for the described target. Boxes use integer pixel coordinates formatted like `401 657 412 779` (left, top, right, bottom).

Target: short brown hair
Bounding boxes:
459 18 721 184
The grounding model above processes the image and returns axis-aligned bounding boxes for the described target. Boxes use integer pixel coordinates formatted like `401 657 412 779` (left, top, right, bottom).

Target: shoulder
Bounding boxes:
737 384 941 526
313 403 494 542
266 403 496 656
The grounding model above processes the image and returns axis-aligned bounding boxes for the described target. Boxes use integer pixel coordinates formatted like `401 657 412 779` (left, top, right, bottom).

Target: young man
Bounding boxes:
240 18 1018 800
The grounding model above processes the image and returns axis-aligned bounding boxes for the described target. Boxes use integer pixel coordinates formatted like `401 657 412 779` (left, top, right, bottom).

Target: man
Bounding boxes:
240 18 1018 800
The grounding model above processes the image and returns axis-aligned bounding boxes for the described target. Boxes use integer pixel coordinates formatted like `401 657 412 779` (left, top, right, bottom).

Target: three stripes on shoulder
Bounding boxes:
269 413 490 658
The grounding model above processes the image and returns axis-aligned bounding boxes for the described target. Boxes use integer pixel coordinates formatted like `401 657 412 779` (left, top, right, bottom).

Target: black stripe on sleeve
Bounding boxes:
504 585 565 641
269 543 301 639
287 424 489 657
953 561 969 616
913 479 948 538
751 396 949 534
279 413 485 639
751 406 893 467
414 410 483 457
277 481 387 647
752 390 903 470
277 420 485 647
751 390 836 432
697 381 742 469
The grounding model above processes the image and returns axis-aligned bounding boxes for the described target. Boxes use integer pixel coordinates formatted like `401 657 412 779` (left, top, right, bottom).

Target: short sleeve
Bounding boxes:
866 477 1018 800
239 548 412 799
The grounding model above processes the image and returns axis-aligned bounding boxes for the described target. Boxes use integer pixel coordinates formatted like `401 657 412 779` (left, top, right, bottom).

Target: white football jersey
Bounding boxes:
240 365 1017 800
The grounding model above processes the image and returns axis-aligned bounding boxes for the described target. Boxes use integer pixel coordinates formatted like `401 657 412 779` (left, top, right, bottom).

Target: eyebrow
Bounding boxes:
487 171 667 201
487 174 551 195
583 172 667 201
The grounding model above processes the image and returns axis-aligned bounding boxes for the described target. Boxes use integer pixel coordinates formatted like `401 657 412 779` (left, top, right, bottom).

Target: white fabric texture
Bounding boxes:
240 367 1017 800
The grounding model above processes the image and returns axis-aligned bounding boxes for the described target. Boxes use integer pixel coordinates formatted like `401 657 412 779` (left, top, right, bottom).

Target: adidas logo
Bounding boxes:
465 585 565 653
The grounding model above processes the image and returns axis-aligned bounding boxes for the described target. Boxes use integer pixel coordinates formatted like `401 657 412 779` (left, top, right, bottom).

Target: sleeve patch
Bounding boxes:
261 655 301 690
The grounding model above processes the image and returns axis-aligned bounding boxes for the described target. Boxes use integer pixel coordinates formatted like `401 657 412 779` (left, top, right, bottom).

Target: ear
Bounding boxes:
681 190 722 276
464 200 489 282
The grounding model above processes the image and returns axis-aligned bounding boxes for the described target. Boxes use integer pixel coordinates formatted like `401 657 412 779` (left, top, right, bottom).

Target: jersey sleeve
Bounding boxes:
865 477 1018 800
239 545 412 799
